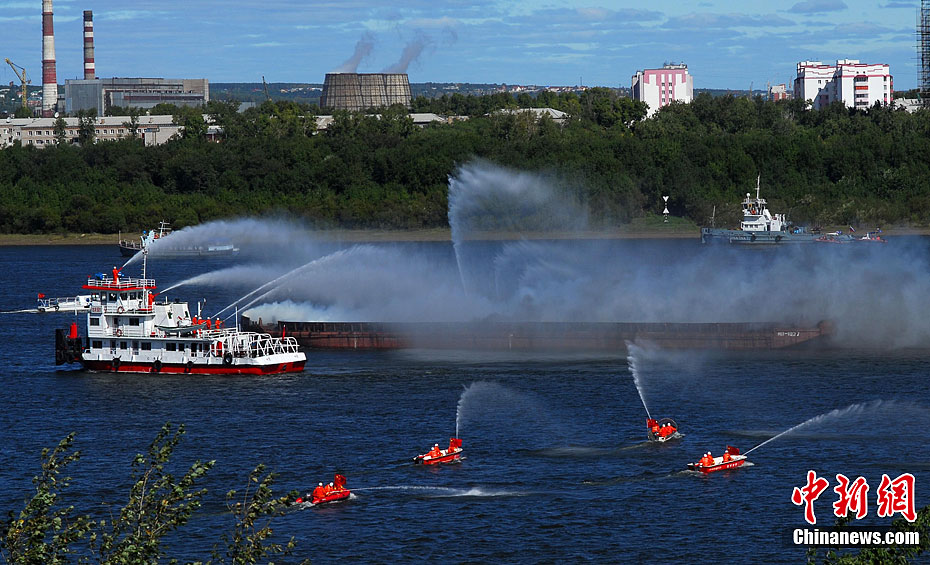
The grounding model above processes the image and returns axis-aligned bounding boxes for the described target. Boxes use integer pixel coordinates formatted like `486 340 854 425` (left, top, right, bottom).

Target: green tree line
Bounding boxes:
2 91 930 234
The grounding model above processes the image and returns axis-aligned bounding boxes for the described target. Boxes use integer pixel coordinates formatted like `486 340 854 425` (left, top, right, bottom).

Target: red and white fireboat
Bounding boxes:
687 446 747 474
54 265 305 375
413 438 463 465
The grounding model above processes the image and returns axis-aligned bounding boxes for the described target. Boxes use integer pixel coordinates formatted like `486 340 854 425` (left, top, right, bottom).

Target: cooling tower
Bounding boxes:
42 0 57 116
83 10 94 80
320 73 411 111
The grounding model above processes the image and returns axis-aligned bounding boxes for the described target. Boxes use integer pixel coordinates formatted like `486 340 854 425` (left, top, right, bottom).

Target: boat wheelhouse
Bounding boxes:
55 266 305 375
701 177 815 244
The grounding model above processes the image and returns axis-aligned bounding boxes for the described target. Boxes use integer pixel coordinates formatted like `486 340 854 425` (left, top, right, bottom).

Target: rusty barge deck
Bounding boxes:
240 317 832 351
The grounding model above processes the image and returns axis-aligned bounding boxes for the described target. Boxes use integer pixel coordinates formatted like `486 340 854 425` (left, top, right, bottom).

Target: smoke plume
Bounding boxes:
333 32 375 73
383 33 431 73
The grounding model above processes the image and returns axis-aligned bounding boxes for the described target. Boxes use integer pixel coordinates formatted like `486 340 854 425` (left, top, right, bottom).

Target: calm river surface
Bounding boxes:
0 241 927 563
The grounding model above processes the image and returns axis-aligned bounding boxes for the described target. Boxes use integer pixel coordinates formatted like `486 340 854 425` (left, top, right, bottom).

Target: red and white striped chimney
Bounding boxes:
83 10 95 80
41 0 57 116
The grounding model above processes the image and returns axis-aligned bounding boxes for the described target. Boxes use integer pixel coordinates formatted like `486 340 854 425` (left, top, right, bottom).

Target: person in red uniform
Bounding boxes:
448 438 460 452
311 482 326 501
428 444 442 458
649 421 660 434
722 450 732 462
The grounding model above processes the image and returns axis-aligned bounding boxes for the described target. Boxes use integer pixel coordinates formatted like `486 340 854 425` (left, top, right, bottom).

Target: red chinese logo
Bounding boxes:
876 473 916 522
833 474 869 519
792 470 830 525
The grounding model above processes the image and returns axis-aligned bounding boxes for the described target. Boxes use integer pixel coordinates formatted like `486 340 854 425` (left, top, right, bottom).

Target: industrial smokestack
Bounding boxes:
41 0 57 116
83 10 94 80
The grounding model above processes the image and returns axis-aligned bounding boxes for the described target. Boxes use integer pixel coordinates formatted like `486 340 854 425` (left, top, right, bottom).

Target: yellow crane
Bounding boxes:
4 58 30 110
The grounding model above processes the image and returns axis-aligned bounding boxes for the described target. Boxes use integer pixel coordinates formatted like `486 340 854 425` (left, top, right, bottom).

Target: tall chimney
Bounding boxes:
83 10 95 80
41 0 57 116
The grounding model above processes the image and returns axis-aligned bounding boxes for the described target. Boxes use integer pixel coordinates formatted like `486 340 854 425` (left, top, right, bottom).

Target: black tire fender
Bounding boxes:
153 360 162 373
223 352 233 365
186 361 194 373
112 357 121 371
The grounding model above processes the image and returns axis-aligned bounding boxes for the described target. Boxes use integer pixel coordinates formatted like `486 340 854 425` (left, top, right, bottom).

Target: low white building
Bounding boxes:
0 115 183 148
631 63 693 116
794 59 892 110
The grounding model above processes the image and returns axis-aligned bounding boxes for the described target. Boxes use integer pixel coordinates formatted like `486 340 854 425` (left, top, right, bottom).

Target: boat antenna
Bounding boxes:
755 174 761 200
142 248 147 280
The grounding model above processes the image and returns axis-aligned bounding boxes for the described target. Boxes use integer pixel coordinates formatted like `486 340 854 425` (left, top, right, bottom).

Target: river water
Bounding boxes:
0 241 927 563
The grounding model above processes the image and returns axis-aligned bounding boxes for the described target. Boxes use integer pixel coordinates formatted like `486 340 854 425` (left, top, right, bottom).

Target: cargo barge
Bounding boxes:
240 316 832 351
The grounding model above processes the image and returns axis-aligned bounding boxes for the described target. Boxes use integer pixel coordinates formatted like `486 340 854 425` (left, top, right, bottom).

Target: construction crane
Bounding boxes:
4 58 30 110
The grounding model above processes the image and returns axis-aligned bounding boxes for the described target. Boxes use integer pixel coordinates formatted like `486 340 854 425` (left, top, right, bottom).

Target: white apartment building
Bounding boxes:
794 59 892 110
632 63 694 116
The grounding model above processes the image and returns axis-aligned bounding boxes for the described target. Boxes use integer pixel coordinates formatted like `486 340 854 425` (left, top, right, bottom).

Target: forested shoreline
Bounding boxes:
2 90 929 235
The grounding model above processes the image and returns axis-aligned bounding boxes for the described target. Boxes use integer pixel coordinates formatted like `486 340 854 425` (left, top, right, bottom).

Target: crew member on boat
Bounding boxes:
700 452 714 467
448 438 460 452
311 482 325 500
649 420 660 434
428 444 442 458
722 450 732 462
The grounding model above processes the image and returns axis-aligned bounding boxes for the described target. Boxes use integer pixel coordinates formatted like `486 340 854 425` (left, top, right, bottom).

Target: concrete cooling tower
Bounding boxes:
320 73 411 111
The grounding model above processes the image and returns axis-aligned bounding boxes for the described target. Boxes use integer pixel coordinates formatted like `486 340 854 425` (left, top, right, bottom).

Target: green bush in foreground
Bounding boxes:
1 423 305 565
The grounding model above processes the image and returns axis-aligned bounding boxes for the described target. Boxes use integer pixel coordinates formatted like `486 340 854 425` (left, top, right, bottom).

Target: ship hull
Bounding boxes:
81 358 305 375
701 228 815 244
241 318 832 352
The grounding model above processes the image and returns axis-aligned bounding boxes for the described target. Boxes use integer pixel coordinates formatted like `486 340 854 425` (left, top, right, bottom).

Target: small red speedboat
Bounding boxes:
687 446 747 473
647 418 683 443
413 438 463 465
296 474 351 505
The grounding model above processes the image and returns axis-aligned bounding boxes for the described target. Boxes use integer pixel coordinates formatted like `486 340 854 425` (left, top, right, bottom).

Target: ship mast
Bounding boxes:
755 174 761 201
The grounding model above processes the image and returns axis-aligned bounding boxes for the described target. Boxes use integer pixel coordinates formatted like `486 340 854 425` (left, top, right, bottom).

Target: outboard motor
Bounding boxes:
55 327 83 365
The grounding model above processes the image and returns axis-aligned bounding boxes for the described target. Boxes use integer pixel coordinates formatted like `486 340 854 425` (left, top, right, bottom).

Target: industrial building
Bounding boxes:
320 73 411 111
631 63 693 116
794 60 892 110
65 78 209 115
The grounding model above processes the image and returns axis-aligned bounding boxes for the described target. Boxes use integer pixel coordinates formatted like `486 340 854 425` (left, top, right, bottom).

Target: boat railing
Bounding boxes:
108 327 147 338
206 331 301 358
86 277 155 289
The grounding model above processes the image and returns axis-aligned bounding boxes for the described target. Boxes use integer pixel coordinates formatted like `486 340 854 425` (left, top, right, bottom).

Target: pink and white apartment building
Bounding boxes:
794 59 892 110
631 63 693 116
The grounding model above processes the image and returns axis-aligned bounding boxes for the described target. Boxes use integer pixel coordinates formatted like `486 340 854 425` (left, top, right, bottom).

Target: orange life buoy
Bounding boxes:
117 306 125 314
115 329 123 337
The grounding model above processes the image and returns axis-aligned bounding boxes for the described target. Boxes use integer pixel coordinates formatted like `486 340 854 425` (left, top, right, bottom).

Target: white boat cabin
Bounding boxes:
739 177 788 233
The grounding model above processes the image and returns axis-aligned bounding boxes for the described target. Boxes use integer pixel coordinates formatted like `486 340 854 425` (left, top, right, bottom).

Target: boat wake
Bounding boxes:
1 308 39 314
351 485 525 498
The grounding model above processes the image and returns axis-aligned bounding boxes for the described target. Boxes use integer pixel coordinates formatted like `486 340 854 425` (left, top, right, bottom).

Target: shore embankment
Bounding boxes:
0 225 925 246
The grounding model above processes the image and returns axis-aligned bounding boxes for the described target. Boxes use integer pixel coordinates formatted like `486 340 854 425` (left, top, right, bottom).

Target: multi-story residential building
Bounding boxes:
794 60 892 110
631 63 693 116
769 83 789 101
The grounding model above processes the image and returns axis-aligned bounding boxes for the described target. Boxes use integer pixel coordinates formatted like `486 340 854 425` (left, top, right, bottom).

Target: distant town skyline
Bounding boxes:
1 1 923 91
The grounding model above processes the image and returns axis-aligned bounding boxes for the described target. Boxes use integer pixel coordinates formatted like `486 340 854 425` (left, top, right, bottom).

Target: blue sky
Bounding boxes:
0 1 922 90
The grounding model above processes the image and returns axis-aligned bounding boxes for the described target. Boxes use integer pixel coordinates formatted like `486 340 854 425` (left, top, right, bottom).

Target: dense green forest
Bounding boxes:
2 89 929 234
